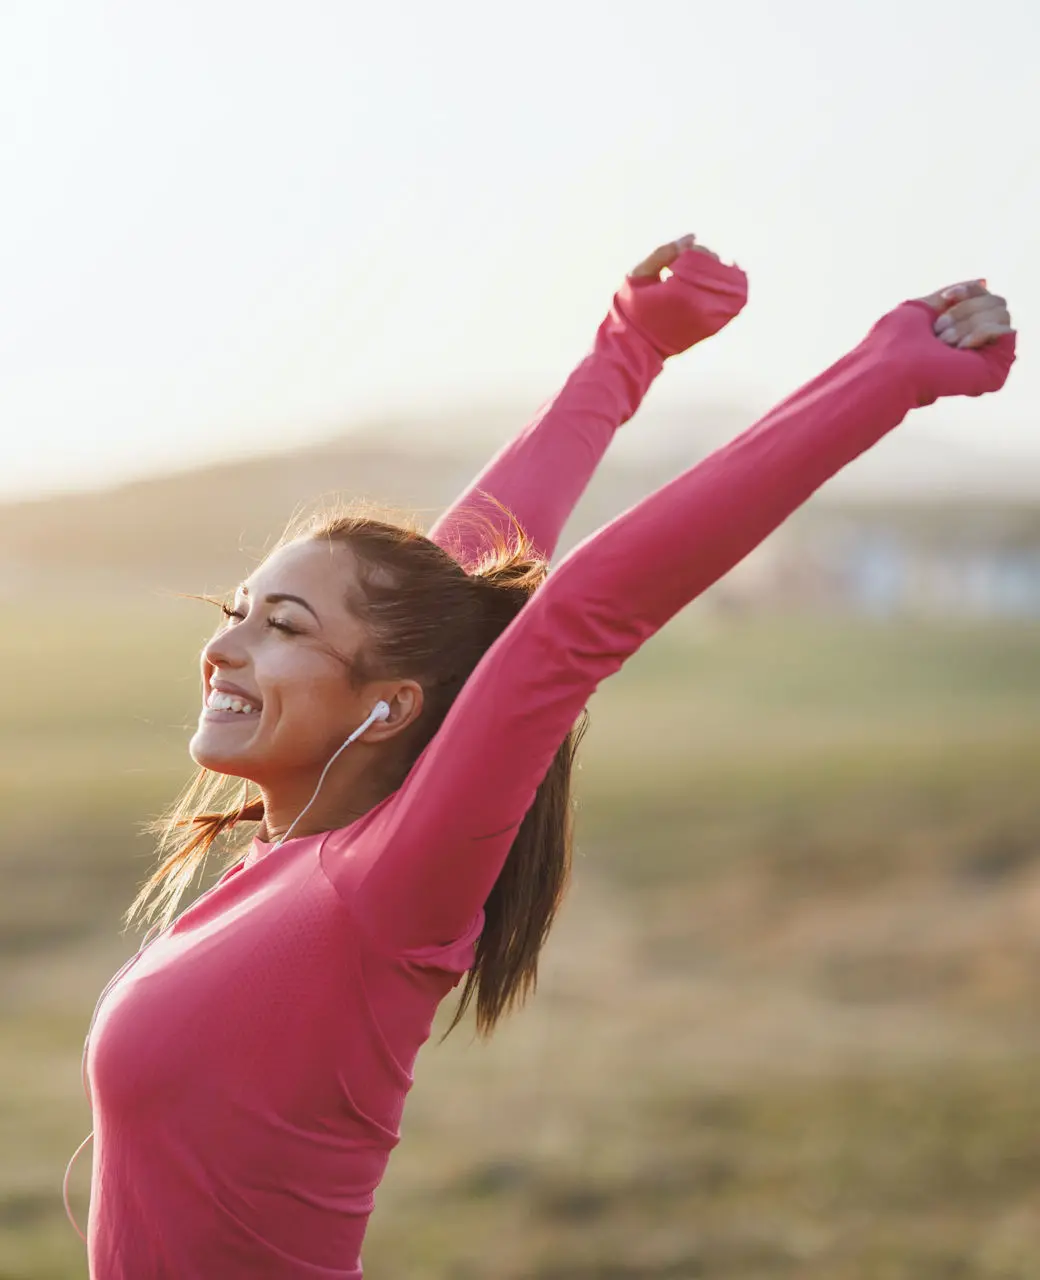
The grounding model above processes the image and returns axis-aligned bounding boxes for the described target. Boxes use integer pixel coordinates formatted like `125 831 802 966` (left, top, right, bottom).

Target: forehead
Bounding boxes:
243 538 357 603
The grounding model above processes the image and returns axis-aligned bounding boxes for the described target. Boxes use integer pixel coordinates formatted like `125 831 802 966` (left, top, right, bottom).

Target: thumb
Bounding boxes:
918 278 988 315
629 235 697 281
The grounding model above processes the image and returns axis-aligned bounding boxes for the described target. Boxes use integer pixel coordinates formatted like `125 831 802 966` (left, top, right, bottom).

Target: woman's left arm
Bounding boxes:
331 284 1014 955
428 239 748 568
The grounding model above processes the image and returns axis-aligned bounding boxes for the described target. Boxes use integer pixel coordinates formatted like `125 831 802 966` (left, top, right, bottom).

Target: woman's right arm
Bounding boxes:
427 244 748 567
331 297 1016 953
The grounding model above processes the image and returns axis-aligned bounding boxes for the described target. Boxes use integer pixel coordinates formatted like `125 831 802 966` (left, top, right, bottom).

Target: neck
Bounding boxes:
255 760 392 845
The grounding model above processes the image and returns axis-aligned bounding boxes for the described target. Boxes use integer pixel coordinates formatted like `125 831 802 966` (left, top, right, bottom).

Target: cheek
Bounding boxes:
261 656 356 741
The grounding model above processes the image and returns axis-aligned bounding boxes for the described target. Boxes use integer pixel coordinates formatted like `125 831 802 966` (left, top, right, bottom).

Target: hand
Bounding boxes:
629 233 723 279
921 279 1015 349
867 281 1016 406
615 233 748 357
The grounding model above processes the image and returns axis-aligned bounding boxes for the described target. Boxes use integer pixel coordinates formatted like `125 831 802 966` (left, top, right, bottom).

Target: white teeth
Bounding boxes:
207 692 258 714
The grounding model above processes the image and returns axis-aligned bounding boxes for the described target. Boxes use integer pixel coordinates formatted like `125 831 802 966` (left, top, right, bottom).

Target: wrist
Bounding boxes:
595 299 668 377
862 300 941 408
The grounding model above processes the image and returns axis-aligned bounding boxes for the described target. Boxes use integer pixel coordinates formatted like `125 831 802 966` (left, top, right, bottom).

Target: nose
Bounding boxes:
202 625 249 677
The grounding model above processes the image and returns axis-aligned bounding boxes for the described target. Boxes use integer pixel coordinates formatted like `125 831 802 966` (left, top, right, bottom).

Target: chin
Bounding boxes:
189 729 253 778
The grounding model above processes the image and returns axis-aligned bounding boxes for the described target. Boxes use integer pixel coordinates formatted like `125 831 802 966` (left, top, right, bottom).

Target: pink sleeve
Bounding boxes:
428 253 749 566
329 304 1014 951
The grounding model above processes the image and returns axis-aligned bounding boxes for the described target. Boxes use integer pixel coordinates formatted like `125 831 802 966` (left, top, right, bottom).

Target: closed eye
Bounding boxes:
220 602 299 636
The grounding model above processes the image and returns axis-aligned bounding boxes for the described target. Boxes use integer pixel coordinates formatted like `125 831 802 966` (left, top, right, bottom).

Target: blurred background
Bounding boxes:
2 1 1039 1277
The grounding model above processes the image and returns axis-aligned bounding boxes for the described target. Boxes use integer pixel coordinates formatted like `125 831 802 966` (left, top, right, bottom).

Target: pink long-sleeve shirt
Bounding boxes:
80 254 1013 1277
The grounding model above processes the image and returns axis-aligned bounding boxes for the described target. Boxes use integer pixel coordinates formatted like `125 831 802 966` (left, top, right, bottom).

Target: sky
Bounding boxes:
1 0 1038 500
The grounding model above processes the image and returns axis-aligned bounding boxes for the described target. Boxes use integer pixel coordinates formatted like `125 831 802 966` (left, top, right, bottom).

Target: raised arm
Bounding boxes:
331 289 1015 951
427 241 749 567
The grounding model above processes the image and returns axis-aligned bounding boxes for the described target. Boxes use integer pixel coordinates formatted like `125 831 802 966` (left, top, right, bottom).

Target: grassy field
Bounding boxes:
3 601 1039 1278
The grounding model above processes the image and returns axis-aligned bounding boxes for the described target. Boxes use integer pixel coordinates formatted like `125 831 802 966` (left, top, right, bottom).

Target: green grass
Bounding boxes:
365 1062 1040 1279
4 603 1040 1277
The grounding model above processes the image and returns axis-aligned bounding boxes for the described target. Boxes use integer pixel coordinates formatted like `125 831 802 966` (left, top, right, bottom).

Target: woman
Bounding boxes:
68 238 1015 1277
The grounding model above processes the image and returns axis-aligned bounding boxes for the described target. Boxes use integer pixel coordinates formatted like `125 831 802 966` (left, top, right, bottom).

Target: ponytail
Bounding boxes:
447 553 588 1036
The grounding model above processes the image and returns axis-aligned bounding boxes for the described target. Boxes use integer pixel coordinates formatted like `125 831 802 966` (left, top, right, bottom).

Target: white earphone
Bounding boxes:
64 700 393 1242
272 699 390 847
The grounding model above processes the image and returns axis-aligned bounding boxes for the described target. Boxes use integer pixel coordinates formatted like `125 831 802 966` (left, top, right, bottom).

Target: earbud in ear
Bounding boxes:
270 699 396 852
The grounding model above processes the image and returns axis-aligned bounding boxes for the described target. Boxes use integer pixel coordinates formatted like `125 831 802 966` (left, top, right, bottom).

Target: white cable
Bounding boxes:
66 702 390 1242
272 699 390 847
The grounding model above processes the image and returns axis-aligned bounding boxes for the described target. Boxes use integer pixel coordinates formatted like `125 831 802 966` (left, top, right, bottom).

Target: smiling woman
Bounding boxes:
69 241 1016 1280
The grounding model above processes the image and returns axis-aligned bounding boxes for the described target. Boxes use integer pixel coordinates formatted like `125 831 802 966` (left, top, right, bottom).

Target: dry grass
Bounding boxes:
3 604 1040 1277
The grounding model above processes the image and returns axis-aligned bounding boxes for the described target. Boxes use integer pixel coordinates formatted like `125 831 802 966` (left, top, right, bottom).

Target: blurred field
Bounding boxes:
3 601 1040 1279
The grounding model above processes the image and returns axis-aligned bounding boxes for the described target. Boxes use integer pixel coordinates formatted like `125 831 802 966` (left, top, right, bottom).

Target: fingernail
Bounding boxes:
940 328 959 344
941 285 967 302
935 314 953 333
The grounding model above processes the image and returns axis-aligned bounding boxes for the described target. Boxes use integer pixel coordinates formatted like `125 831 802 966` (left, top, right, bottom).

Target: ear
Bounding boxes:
361 679 425 743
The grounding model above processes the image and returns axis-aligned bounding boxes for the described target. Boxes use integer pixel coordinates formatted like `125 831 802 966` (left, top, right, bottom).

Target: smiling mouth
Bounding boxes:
202 693 262 721
206 689 261 714
203 705 261 721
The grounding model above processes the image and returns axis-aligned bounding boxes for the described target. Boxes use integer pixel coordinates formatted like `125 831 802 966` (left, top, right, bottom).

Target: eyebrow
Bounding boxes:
239 586 321 625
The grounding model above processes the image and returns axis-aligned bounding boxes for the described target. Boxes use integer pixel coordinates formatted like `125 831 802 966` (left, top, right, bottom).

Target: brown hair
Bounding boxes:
126 501 588 1036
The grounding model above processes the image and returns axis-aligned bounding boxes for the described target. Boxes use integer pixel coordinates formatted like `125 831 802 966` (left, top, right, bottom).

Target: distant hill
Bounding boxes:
2 404 1037 597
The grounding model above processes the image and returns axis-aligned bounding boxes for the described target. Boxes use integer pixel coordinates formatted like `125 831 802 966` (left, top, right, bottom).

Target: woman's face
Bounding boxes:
190 538 374 785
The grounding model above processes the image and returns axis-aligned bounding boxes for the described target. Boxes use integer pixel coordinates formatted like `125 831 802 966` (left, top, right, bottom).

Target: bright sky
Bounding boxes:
2 0 1037 500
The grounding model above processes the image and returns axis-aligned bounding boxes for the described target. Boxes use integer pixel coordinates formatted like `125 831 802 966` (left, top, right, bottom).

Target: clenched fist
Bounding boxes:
867 280 1016 407
615 234 748 357
922 279 1015 349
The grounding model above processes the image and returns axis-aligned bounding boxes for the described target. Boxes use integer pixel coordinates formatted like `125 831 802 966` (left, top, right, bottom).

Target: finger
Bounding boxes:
630 236 696 280
956 324 1016 350
950 313 1013 344
935 300 1011 343
938 322 1012 346
935 294 1008 329
919 278 989 313
939 318 1013 347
